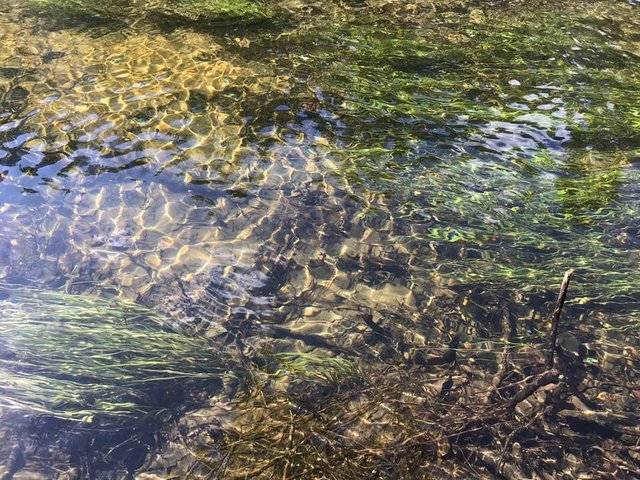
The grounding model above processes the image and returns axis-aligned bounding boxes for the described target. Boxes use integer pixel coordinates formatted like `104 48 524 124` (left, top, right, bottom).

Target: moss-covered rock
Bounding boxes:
161 0 274 24
28 0 132 20
27 0 277 26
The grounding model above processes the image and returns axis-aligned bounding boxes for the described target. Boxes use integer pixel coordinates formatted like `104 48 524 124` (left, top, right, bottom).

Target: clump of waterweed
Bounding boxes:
0 284 227 424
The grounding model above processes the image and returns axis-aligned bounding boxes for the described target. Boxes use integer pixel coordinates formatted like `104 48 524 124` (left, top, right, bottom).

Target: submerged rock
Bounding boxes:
27 0 132 21
160 0 275 24
27 0 278 26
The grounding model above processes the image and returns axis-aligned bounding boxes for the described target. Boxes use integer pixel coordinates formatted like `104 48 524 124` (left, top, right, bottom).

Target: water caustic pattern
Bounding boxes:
0 15 288 305
0 0 640 477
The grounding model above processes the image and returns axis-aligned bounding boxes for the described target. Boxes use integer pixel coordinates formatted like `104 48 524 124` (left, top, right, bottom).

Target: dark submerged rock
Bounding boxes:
27 0 279 26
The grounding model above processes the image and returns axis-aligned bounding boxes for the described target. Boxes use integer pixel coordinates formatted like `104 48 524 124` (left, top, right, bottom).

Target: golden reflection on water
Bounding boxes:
1 9 289 305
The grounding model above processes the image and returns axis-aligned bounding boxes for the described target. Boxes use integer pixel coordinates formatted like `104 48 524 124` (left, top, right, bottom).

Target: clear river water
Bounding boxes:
0 0 639 478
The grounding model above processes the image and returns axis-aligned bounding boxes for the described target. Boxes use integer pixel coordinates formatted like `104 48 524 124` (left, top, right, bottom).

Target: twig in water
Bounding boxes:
545 269 574 370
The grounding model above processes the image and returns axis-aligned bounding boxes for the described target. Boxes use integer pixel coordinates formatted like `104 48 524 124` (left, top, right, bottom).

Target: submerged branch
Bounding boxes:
546 269 574 370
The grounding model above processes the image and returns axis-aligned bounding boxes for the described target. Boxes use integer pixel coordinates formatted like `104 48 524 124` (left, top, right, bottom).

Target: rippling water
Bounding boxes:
0 0 639 477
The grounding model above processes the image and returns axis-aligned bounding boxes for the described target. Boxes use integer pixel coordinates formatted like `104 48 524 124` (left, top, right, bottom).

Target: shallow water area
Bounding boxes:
0 0 640 478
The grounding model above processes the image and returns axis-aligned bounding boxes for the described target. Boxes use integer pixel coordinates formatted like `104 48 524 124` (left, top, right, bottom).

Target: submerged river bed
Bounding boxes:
0 0 639 478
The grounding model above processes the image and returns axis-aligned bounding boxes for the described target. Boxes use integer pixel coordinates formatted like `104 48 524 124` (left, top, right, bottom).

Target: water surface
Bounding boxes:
0 0 639 478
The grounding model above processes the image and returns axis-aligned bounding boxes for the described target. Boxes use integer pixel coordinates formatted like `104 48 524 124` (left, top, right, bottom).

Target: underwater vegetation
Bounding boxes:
0 0 639 477
252 6 640 297
27 0 278 24
0 285 227 424
162 0 273 24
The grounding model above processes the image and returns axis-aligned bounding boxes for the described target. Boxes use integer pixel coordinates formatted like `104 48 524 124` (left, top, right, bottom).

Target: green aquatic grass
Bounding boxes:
0 285 227 423
264 10 640 297
271 352 356 385
325 15 639 147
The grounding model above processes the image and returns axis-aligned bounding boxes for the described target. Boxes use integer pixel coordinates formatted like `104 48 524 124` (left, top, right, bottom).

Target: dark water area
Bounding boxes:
0 0 639 478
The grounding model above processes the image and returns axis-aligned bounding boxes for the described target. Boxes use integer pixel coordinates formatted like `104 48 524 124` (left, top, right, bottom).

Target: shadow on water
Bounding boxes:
0 0 640 477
